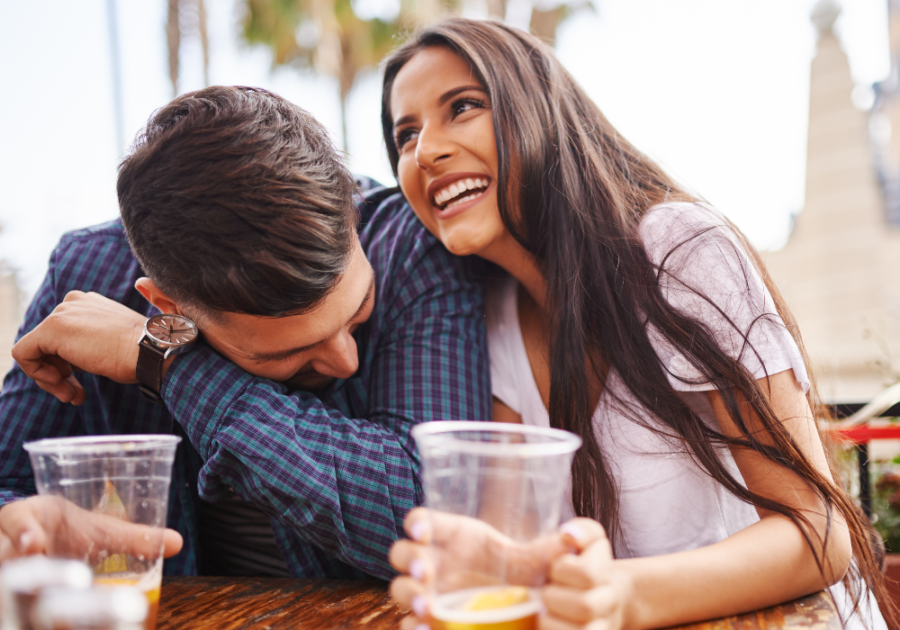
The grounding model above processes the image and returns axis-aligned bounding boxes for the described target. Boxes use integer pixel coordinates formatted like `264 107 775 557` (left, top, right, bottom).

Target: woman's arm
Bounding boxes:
543 368 851 630
389 369 851 630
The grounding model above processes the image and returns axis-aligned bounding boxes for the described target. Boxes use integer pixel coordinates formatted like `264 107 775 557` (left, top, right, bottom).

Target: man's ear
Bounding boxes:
135 278 182 315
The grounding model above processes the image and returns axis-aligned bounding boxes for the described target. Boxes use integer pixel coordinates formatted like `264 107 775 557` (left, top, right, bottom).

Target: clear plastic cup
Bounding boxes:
23 435 180 630
411 422 581 630
31 585 147 630
0 556 93 630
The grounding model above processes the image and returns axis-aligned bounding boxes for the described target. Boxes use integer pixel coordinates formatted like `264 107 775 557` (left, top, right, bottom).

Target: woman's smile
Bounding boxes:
429 173 494 220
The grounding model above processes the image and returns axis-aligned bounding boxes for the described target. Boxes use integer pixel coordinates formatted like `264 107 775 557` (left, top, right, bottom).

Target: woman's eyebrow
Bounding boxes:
437 85 485 106
392 85 487 129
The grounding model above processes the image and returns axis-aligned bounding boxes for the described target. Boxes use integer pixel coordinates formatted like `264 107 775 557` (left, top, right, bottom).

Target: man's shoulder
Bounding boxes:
59 218 128 246
55 219 132 267
50 218 144 301
354 176 436 267
353 176 486 314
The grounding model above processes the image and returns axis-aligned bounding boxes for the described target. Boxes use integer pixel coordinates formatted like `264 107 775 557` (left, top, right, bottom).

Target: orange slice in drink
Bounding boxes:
464 587 530 611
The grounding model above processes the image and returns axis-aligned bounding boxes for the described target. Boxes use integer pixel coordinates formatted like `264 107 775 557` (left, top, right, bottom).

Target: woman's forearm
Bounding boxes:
618 513 850 630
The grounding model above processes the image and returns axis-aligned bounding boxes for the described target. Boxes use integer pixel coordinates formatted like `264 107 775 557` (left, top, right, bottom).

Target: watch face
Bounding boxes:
146 314 198 347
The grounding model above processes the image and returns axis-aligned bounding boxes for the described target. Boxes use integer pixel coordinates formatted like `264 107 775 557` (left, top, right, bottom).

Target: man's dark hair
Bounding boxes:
117 85 357 318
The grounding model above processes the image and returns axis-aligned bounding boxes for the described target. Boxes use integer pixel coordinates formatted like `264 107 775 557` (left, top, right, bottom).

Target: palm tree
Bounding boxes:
240 0 588 150
487 0 591 46
241 0 425 152
167 0 211 97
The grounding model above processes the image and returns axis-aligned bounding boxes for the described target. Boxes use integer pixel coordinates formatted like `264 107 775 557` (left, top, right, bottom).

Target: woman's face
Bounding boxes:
390 46 506 257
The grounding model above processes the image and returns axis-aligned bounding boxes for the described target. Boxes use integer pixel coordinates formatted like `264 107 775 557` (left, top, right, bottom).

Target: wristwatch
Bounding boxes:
136 313 199 403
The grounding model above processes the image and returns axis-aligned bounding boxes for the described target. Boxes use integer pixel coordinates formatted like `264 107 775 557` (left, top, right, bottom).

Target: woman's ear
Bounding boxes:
134 278 182 315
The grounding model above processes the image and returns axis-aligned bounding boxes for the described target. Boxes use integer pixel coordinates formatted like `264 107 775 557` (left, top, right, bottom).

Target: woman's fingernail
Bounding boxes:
414 625 430 630
412 595 428 618
18 532 33 551
560 522 585 541
410 520 426 542
410 558 425 581
536 600 547 615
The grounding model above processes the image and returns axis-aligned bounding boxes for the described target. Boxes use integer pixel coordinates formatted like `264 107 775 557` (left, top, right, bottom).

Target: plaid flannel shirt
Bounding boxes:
0 179 491 579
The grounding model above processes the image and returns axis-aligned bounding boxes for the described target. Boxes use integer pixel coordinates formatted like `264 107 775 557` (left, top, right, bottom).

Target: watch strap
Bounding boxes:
136 341 166 403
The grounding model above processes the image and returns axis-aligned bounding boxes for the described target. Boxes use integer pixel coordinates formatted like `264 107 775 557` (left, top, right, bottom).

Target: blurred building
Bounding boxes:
763 0 900 403
0 260 22 384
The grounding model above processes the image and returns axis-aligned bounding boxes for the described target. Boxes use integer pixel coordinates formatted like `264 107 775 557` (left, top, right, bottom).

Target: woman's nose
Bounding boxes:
415 124 454 170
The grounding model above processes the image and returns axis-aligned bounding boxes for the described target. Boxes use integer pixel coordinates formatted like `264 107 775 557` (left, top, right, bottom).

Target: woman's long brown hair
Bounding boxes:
381 18 894 625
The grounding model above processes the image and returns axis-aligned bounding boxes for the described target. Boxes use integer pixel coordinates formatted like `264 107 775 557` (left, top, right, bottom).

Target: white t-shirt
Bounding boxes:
486 201 885 629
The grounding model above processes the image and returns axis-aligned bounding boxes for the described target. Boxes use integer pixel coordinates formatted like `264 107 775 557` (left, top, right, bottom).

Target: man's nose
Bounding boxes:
415 123 454 170
315 330 359 380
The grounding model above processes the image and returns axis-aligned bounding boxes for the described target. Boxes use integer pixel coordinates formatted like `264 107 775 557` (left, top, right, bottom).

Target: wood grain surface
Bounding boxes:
156 577 404 629
157 577 840 630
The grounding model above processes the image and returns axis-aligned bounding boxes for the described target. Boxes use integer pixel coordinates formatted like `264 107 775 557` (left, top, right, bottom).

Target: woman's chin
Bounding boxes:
443 238 485 258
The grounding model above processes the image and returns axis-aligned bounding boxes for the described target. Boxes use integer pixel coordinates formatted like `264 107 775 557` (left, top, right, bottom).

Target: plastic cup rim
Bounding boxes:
411 421 582 457
23 434 182 456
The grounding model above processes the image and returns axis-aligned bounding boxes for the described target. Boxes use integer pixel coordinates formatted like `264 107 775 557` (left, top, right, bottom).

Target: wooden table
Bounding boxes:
156 577 841 630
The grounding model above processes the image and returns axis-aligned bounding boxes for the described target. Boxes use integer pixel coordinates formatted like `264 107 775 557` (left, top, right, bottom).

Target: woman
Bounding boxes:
381 18 891 630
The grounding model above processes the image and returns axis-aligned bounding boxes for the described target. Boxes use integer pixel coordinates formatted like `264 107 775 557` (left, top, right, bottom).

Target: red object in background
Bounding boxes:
828 425 900 444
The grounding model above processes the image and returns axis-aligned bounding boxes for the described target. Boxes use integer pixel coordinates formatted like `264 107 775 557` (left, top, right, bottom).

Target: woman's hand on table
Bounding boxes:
389 508 634 630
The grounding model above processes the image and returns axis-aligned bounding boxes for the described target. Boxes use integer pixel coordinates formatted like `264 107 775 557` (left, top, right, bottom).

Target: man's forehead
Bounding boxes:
210 243 375 356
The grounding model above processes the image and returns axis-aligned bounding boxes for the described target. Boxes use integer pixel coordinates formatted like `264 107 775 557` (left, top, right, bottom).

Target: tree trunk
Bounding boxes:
198 0 209 87
167 0 180 97
338 33 355 154
530 5 564 46
486 0 506 19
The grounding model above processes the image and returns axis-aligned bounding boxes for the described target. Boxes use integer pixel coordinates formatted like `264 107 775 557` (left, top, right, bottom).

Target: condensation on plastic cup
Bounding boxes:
411 421 581 630
0 556 93 630
32 585 148 630
23 435 180 630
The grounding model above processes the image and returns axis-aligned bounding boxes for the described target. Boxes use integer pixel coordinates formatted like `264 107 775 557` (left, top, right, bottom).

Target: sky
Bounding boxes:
0 0 891 304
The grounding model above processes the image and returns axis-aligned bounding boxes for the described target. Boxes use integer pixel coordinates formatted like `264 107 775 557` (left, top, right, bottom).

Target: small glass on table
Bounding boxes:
411 421 581 630
23 435 180 630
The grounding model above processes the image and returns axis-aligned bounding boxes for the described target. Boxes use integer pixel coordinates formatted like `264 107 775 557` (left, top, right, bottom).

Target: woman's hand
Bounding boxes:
390 507 570 629
390 507 548 629
389 509 630 630
542 518 634 630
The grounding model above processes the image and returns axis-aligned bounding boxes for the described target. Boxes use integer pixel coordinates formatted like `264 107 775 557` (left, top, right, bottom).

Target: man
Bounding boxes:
0 86 490 579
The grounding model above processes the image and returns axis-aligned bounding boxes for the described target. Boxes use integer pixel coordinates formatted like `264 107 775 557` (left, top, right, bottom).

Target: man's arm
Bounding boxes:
161 209 490 578
12 200 491 579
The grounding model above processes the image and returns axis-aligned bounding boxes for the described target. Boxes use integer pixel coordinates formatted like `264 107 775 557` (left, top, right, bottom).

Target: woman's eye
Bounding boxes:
451 98 486 118
395 128 418 150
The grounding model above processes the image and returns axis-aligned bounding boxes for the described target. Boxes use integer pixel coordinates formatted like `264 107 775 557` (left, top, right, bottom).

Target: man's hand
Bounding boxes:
12 291 147 405
0 496 183 563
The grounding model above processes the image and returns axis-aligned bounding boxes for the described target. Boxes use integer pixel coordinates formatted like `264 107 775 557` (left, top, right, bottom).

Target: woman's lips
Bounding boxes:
433 181 494 221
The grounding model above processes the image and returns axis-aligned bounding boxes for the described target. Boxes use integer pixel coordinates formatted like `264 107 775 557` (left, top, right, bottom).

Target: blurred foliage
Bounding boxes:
241 0 456 150
239 0 585 150
873 462 900 553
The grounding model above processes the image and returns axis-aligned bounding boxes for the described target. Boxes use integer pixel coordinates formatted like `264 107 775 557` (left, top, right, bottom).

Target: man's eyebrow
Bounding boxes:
392 85 487 130
250 277 375 362
349 276 376 324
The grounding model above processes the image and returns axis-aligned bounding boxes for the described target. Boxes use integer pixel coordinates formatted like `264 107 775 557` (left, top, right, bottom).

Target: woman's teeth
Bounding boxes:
434 177 489 207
